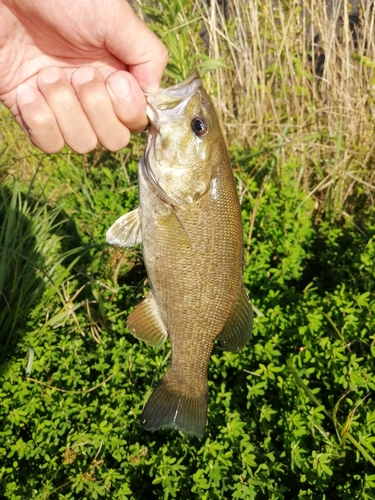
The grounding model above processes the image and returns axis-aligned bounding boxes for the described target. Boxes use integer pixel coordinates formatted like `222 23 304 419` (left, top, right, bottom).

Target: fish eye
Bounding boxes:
191 116 208 137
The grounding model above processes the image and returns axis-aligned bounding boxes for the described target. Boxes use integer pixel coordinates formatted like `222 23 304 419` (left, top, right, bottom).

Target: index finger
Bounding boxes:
104 2 168 93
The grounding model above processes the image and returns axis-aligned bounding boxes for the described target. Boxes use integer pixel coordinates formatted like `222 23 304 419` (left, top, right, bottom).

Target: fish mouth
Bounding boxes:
142 71 203 209
146 70 202 127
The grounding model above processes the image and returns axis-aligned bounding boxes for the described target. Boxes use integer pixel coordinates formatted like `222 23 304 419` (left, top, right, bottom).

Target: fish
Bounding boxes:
106 70 253 438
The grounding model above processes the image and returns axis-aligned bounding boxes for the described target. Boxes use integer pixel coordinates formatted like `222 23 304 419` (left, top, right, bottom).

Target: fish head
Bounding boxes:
144 71 223 207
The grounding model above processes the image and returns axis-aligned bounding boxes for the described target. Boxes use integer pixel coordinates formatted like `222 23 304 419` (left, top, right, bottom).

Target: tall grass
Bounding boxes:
138 0 375 216
0 177 82 348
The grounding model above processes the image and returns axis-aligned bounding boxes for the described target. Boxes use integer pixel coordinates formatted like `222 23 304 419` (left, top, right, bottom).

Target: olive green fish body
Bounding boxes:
106 72 253 437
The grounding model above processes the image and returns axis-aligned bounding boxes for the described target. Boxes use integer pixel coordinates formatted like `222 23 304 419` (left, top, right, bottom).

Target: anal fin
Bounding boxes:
127 292 168 347
217 284 253 352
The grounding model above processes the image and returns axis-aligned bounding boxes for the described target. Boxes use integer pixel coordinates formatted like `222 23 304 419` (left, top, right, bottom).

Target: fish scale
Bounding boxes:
106 71 253 437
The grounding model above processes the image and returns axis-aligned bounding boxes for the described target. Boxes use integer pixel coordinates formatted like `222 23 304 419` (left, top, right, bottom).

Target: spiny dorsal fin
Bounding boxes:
106 208 141 247
217 284 253 352
127 292 168 347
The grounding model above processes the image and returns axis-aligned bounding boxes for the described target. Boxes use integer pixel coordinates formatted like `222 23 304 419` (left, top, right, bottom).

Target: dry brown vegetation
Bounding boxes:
138 0 375 217
206 0 375 215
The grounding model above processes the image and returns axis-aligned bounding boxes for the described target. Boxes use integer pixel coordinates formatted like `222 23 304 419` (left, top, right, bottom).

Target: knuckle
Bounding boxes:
44 142 65 154
159 46 169 68
80 89 107 109
32 135 64 154
29 109 54 129
130 118 148 134
102 131 130 152
118 102 146 125
72 138 98 154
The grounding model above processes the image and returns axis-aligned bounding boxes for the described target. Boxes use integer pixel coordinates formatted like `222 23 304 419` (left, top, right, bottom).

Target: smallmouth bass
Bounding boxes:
106 71 253 438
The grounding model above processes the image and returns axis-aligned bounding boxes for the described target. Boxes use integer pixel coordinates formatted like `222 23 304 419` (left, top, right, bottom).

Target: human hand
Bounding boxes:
0 0 168 153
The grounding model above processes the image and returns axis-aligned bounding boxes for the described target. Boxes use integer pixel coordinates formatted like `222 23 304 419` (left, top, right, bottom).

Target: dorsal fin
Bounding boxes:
217 284 253 352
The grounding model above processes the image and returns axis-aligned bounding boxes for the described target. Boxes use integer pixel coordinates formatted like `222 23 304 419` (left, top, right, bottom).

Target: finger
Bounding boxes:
16 84 65 153
71 66 130 151
106 71 148 134
37 66 97 153
104 2 168 93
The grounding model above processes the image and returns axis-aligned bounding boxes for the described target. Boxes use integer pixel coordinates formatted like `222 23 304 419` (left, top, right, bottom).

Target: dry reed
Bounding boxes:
204 0 375 214
138 0 375 216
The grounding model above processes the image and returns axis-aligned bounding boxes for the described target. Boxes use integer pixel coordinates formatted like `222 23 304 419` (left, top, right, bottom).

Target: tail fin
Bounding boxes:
141 371 208 438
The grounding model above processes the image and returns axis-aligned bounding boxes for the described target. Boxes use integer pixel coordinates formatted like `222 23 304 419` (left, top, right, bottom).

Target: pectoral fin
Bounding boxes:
158 210 191 251
218 284 253 352
106 208 141 247
127 292 168 347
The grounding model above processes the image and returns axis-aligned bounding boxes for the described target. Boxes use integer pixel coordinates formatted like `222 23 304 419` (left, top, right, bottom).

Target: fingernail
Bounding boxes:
73 67 95 85
17 84 36 104
40 67 60 84
107 74 131 100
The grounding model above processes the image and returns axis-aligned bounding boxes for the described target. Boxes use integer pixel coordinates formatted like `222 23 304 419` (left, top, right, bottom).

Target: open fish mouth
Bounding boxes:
141 71 205 206
146 71 202 127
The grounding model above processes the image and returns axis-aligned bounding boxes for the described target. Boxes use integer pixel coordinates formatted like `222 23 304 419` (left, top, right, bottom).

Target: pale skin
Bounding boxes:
0 0 168 153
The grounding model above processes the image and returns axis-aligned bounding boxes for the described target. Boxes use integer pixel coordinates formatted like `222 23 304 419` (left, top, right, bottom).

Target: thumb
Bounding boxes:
104 2 168 93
